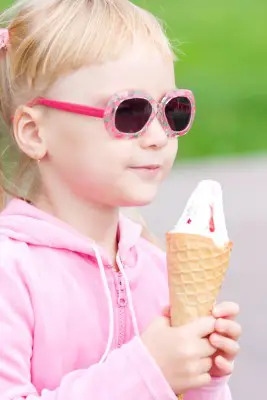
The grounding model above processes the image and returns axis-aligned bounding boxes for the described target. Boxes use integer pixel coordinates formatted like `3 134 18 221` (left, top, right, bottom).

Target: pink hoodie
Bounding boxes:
0 199 231 400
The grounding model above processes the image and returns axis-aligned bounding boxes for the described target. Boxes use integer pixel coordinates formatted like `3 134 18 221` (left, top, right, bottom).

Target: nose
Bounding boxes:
138 117 168 149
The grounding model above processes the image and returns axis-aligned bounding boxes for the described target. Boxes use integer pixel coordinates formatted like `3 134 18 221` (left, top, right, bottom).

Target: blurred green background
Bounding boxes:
134 0 267 159
1 0 266 159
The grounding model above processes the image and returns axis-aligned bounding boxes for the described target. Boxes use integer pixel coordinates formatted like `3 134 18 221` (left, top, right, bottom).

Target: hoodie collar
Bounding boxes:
0 198 143 266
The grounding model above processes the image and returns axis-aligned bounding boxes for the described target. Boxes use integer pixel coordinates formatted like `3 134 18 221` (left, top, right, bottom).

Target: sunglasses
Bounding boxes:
27 89 195 139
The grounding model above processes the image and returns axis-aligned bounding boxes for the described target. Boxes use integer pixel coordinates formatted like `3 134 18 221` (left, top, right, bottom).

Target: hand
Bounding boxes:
141 314 216 394
209 302 241 377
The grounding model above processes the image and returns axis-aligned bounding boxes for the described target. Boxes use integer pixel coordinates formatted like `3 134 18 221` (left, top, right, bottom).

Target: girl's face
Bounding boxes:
39 39 178 207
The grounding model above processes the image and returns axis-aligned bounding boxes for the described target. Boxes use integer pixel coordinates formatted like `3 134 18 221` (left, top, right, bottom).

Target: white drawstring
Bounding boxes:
92 243 114 364
116 254 140 337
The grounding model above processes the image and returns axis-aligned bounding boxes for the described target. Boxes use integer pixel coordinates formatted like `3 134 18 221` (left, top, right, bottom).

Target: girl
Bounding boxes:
0 1 241 399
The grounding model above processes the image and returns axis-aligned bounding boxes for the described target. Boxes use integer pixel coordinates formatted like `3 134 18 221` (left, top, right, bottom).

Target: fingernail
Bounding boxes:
162 306 171 318
213 306 219 316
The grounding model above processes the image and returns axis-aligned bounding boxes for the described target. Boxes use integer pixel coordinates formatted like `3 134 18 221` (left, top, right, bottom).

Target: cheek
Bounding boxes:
44 116 132 177
165 138 178 169
159 139 178 181
45 116 104 164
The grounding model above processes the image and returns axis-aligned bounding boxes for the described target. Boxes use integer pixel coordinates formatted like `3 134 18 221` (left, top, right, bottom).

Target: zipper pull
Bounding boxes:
117 275 127 307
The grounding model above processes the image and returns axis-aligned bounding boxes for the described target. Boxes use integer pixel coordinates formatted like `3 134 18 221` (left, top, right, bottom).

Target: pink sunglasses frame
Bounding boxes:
27 89 196 139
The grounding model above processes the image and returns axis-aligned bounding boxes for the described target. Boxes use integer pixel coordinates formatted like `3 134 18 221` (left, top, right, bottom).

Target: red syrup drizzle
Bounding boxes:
186 205 215 232
209 205 215 232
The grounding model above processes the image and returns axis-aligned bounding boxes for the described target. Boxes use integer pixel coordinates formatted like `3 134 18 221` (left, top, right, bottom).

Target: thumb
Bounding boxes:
154 314 171 328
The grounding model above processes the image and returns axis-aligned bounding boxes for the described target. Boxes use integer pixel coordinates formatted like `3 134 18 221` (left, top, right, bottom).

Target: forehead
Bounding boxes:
47 39 175 104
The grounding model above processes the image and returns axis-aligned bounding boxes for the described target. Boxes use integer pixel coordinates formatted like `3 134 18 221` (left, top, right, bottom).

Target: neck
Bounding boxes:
32 182 119 264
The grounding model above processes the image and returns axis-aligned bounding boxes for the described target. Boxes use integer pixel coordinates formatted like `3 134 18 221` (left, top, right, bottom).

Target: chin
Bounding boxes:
119 186 159 207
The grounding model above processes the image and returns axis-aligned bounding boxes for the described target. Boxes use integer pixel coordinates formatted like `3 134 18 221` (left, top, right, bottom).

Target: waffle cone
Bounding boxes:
166 233 232 327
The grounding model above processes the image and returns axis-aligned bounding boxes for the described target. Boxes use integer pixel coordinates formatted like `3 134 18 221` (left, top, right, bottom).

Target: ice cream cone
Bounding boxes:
166 180 232 399
166 232 232 327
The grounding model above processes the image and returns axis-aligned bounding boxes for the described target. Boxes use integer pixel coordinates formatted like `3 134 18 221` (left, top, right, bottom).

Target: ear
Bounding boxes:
13 106 47 161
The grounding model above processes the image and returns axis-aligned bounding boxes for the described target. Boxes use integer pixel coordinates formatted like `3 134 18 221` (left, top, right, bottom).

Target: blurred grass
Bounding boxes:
134 0 267 159
1 0 267 159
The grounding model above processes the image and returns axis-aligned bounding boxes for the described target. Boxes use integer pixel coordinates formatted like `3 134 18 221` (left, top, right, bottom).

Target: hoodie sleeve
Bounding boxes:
185 377 232 400
0 258 231 400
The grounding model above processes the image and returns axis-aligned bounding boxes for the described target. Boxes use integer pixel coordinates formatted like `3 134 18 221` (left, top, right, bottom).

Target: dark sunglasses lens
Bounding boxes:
115 98 152 134
165 96 192 132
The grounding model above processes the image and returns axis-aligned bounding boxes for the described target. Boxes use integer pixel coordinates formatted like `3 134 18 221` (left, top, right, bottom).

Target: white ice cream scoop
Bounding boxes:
171 180 229 247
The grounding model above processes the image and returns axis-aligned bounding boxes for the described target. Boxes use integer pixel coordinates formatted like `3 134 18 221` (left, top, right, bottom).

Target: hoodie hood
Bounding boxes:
0 198 143 363
0 198 143 267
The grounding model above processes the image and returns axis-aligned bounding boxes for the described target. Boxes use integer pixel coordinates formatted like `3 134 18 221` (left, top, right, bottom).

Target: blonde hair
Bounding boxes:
0 0 174 245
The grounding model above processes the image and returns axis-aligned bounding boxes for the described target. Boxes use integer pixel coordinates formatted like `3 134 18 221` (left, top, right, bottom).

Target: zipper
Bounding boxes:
114 271 127 348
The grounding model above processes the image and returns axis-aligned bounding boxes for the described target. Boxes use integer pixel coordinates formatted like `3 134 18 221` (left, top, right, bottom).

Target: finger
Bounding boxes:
209 333 240 360
215 318 242 340
214 355 234 375
186 317 216 338
199 338 217 357
213 302 240 319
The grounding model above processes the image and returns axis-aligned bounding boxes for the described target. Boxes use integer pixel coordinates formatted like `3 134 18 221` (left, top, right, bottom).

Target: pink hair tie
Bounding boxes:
0 28 9 50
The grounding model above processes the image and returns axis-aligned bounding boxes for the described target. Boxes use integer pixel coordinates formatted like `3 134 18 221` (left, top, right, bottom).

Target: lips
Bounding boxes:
129 165 161 170
128 165 162 179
